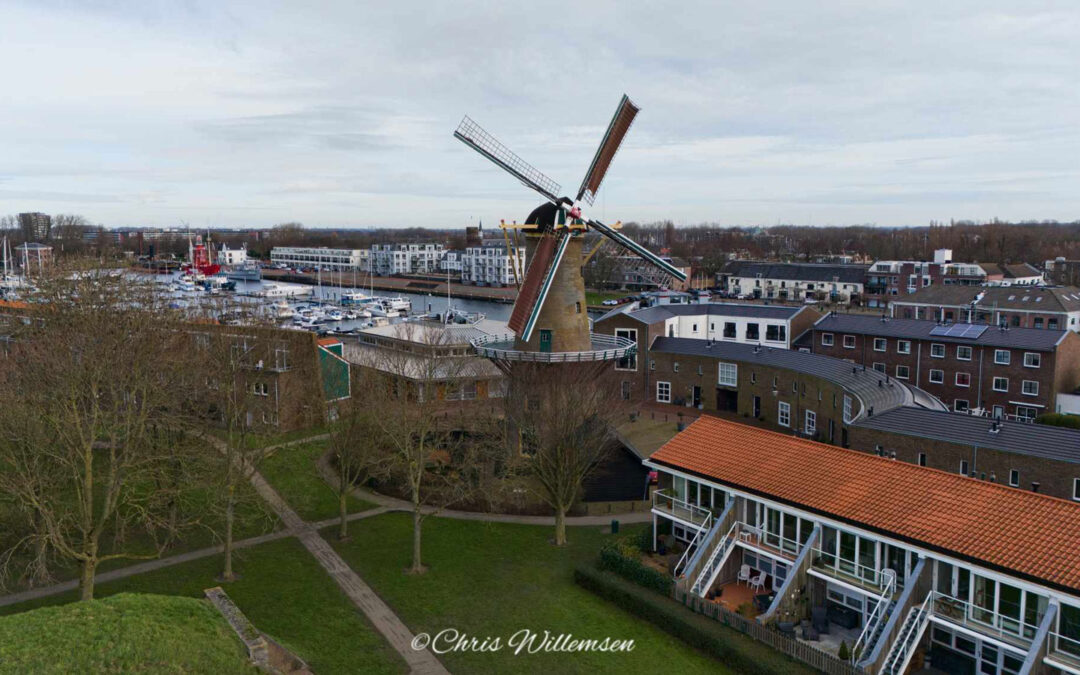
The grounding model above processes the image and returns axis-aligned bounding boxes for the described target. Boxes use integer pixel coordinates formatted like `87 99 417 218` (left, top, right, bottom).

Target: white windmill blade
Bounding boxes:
454 116 562 204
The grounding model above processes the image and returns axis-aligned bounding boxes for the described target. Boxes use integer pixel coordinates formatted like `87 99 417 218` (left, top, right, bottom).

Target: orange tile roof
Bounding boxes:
650 416 1080 594
317 337 342 347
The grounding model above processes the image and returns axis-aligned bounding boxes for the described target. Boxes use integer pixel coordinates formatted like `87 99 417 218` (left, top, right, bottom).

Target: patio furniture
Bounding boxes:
827 603 859 630
811 606 830 635
801 619 819 641
737 564 752 586
749 572 766 592
753 592 777 613
777 621 797 638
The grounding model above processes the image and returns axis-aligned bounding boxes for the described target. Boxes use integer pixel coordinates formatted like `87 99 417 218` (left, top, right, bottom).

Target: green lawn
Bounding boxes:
0 593 254 673
328 513 726 674
0 537 406 675
585 290 626 306
258 441 376 522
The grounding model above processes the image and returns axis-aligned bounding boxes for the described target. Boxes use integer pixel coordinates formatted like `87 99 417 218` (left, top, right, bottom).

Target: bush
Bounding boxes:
597 541 674 595
574 566 809 675
1036 413 1080 430
838 640 850 660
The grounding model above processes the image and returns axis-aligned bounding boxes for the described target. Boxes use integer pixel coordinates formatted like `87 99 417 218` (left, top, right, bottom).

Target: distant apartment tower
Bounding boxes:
18 212 51 241
460 243 525 287
370 243 444 276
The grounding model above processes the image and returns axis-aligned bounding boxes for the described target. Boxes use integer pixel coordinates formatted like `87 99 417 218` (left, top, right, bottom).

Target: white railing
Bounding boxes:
851 569 897 664
810 547 893 590
691 520 741 597
881 591 933 675
470 332 636 363
737 523 806 559
927 591 1038 647
1048 631 1080 664
673 511 713 579
651 489 711 529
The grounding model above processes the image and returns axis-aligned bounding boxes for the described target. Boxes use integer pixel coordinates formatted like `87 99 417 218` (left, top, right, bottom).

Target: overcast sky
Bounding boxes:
2 1 1078 229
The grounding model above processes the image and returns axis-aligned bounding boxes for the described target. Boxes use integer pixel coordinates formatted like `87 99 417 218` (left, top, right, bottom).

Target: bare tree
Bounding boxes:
0 263 204 600
503 363 628 546
327 395 384 541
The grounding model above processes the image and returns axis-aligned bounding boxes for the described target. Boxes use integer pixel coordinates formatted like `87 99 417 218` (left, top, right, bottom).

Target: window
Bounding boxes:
746 323 760 340
918 453 927 467
955 372 971 387
873 338 887 352
620 380 631 400
649 359 655 371
956 345 972 361
615 329 637 370
778 401 791 427
718 362 738 387
1022 380 1039 396
1016 405 1038 421
928 369 944 384
895 365 910 380
843 395 853 423
692 323 698 333
765 324 787 342
992 377 1008 392
873 362 886 373
1074 478 1080 502
252 382 269 397
994 349 1010 365
1049 318 1059 330
955 399 970 412
821 332 834 347
656 381 671 403
960 460 969 476
842 335 856 349
673 362 680 373
804 410 816 435
723 322 736 338
1034 317 1044 329
1023 352 1041 368
897 340 911 354
930 343 945 358
1009 470 1019 487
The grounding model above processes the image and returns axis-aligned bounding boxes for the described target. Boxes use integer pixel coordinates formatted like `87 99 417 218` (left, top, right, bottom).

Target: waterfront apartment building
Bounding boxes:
270 246 369 273
370 243 444 276
460 243 525 287
217 244 248 266
811 313 1080 419
890 286 1080 332
862 250 986 309
720 261 868 304
647 416 1080 675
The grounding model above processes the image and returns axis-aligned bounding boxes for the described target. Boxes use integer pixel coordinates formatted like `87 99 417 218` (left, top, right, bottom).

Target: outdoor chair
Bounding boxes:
749 572 766 592
737 564 752 586
811 606 830 635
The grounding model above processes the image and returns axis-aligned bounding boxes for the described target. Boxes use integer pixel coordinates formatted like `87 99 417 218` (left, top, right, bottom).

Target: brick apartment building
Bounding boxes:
890 285 1080 331
849 406 1080 502
811 313 1080 420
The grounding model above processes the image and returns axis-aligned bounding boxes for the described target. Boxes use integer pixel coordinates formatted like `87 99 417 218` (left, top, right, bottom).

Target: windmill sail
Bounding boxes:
520 231 571 342
507 234 558 336
576 95 640 206
588 218 688 282
454 116 562 204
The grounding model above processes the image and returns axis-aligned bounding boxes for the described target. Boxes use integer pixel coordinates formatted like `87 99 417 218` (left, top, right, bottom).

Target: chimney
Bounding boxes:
989 421 1000 434
1031 482 1040 493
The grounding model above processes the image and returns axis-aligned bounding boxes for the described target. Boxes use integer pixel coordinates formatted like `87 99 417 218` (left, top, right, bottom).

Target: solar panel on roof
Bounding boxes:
929 323 987 339
929 325 952 336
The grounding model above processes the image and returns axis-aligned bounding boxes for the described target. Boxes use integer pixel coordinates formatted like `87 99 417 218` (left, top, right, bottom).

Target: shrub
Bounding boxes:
736 601 755 618
574 566 808 675
597 541 674 595
1036 413 1080 430
838 640 850 660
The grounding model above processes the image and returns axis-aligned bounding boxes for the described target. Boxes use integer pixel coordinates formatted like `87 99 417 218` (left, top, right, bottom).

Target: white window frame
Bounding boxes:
1009 470 1019 487
614 328 637 371
656 381 671 404
918 453 927 467
778 401 791 427
928 369 944 384
930 343 945 358
804 409 816 436
843 395 854 424
1023 352 1041 368
992 377 1008 392
960 459 969 476
1074 478 1080 502
873 362 886 373
842 335 856 349
821 332 834 347
895 365 910 380
1021 380 1039 396
897 340 911 354
956 345 973 361
873 338 887 352
954 399 969 412
955 372 971 388
718 362 738 387
994 349 1010 365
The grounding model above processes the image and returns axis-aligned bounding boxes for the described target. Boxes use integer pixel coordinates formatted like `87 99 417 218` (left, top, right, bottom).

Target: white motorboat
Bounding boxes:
257 282 313 298
272 300 295 319
380 296 411 312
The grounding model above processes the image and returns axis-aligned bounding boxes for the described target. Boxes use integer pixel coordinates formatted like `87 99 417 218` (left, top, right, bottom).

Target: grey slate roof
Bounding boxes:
649 337 948 420
891 285 1080 312
598 302 806 326
814 313 1067 351
853 406 1080 464
725 261 869 284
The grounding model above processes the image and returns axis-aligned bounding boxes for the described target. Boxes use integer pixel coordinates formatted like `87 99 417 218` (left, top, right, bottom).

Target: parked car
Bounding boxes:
602 299 619 306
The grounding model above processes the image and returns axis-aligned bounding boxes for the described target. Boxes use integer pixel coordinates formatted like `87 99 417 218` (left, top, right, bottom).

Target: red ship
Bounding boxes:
182 234 221 277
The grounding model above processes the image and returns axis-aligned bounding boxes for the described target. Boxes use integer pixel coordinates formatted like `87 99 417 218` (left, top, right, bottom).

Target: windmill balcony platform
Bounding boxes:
470 332 636 363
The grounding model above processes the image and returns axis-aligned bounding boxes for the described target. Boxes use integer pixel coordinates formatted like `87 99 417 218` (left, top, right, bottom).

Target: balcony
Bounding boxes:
808 548 894 596
1046 632 1080 673
651 489 711 529
927 591 1035 651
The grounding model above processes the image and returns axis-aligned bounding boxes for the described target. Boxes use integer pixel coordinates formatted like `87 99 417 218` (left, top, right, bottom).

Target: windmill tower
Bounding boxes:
455 95 687 365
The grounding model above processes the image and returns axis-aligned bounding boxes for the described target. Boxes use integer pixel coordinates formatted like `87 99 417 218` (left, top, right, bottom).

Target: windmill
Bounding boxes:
454 94 687 356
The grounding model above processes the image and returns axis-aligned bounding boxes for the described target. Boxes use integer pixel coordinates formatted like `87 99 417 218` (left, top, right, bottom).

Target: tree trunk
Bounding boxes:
79 557 96 601
222 486 235 582
554 506 567 546
409 505 424 574
338 492 348 540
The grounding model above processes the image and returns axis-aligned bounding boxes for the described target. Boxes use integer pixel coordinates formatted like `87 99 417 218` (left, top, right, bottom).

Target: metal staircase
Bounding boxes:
850 570 896 664
880 592 932 675
690 521 740 597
